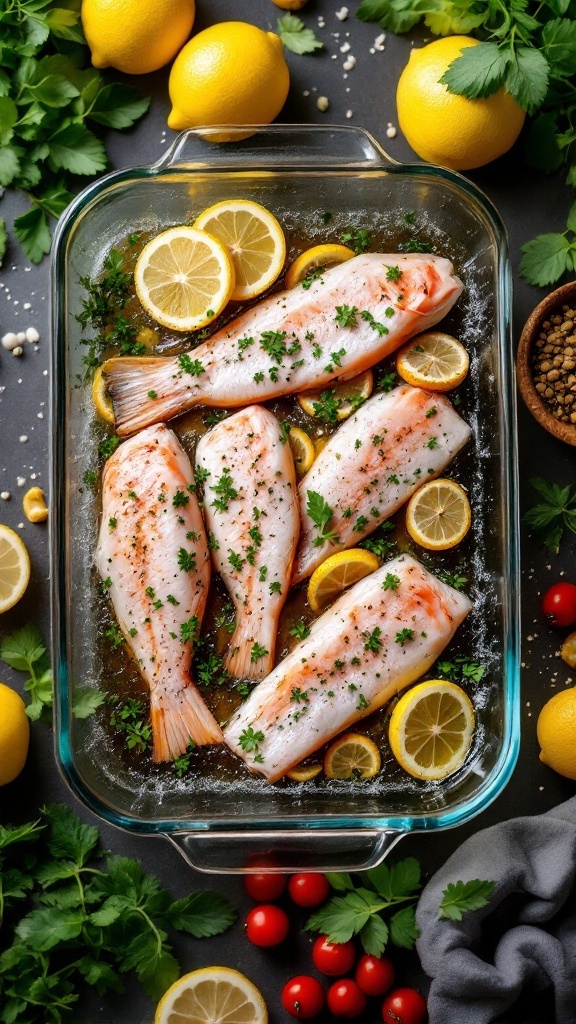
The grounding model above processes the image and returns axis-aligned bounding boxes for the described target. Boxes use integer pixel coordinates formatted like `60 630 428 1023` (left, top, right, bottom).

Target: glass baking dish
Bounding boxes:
51 125 520 873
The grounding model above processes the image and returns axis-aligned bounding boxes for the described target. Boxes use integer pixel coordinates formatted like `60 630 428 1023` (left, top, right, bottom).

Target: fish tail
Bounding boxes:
225 615 276 680
105 357 204 437
150 678 223 761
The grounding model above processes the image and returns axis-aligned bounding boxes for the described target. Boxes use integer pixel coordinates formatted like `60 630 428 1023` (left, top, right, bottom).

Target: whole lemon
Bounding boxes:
537 688 576 780
396 36 525 171
81 0 195 75
0 682 30 786
168 22 290 139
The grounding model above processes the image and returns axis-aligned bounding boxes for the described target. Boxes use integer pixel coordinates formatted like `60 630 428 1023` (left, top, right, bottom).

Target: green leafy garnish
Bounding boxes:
340 228 371 254
306 490 339 547
439 879 495 921
436 655 485 684
523 477 576 554
109 697 152 752
277 14 323 54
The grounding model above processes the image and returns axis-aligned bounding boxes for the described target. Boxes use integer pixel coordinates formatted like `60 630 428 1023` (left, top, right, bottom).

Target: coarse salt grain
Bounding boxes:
0 492 10 500
316 96 330 112
343 56 356 70
340 41 350 53
20 435 28 443
346 109 353 119
386 123 397 138
2 332 19 351
25 327 39 343
375 33 386 50
12 346 23 357
17 477 26 487
336 6 348 19
23 302 31 310
16 332 25 343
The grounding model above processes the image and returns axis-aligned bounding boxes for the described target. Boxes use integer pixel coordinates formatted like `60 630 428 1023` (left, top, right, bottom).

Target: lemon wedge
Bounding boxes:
134 226 235 332
155 967 268 1024
388 680 475 781
288 426 315 478
0 525 31 614
91 365 115 424
405 478 471 551
194 200 285 301
285 243 355 289
308 548 380 613
324 733 381 780
297 369 374 422
396 331 469 391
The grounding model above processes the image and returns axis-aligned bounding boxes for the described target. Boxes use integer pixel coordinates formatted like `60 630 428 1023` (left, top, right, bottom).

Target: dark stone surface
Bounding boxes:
1 1 575 1020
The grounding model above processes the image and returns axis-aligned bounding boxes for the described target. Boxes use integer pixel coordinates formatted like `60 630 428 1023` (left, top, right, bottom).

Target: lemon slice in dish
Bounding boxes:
286 763 323 782
134 226 235 332
285 243 355 289
405 478 471 551
288 426 315 478
388 680 475 781
91 365 115 424
395 331 469 391
194 200 285 301
155 967 268 1024
324 734 381 780
308 548 380 613
297 369 373 422
0 525 31 614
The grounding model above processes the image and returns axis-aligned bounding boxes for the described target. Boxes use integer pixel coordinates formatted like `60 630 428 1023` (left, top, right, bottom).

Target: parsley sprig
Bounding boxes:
277 14 323 54
305 859 422 956
439 879 495 921
307 490 339 548
0 804 236 1018
523 476 576 553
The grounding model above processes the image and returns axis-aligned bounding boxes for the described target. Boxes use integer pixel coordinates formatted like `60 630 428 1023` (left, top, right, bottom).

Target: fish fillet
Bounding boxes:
195 406 300 679
293 384 471 583
106 253 463 435
96 424 223 760
223 554 472 781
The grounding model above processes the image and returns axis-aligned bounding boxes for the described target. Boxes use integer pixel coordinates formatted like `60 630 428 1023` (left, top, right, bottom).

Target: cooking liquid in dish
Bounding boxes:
88 221 480 785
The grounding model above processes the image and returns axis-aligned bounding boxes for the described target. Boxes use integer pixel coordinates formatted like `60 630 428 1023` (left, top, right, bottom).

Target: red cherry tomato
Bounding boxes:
382 987 427 1024
288 873 330 907
245 904 289 946
244 872 286 901
355 954 395 997
312 935 356 976
542 582 576 628
327 979 367 1018
282 976 326 1019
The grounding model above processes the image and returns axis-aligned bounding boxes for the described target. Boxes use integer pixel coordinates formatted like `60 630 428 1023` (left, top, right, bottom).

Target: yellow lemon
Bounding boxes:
155 967 268 1024
537 689 576 780
405 478 471 551
288 427 315 478
396 331 469 391
396 36 525 171
0 524 31 613
388 680 475 781
285 243 355 289
324 734 381 780
92 365 115 424
0 682 30 786
168 23 290 139
308 549 380 613
194 200 286 301
81 0 195 74
286 763 323 782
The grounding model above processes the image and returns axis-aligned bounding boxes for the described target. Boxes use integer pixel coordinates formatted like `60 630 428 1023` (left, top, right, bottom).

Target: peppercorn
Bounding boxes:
531 304 576 424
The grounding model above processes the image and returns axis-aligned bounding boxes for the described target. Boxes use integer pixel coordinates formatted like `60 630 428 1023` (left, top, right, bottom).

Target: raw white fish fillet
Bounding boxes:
223 554 472 781
195 406 300 679
96 424 223 761
106 253 463 435
293 384 471 583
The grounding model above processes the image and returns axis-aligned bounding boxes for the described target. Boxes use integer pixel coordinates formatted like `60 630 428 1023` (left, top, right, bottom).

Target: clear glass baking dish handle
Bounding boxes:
167 828 406 874
152 124 397 172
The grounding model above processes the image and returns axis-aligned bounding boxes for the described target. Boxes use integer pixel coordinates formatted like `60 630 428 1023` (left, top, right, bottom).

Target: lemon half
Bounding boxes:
0 524 31 614
155 967 268 1024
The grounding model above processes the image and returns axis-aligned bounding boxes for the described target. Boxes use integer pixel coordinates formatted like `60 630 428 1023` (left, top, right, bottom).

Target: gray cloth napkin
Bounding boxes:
416 796 576 1024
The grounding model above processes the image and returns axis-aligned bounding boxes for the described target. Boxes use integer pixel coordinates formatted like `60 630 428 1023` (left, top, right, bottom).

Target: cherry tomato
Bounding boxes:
355 954 395 997
244 872 286 901
382 987 427 1024
327 979 367 1018
245 904 289 946
312 935 356 976
282 976 326 1019
542 582 576 628
288 873 330 907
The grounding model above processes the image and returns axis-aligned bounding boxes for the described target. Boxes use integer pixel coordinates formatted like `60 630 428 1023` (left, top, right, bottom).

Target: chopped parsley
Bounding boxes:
228 550 245 573
172 490 190 508
98 434 121 460
395 627 415 646
307 490 339 547
360 310 389 336
269 581 282 595
289 620 311 641
334 304 358 328
363 627 383 653
426 407 438 419
178 354 205 376
290 687 309 703
377 370 397 393
340 227 371 254
210 467 238 512
386 265 403 283
239 727 265 752
177 548 196 572
382 573 400 591
260 330 287 364
426 436 440 449
251 643 269 663
108 517 117 530
353 515 369 533
180 616 199 644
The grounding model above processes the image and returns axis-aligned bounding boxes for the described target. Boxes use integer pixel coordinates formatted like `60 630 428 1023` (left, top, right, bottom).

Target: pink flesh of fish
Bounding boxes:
223 554 472 782
195 406 300 680
106 253 463 436
96 424 223 761
293 384 471 583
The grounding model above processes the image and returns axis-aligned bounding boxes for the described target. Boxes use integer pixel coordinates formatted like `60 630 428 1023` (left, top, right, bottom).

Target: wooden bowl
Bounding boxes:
516 280 576 446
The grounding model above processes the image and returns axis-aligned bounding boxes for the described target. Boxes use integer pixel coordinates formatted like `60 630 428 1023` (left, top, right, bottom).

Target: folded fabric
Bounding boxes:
416 796 576 1024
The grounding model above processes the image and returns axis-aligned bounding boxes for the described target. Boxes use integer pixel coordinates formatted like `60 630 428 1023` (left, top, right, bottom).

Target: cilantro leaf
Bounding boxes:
0 624 46 671
439 878 495 921
43 804 100 866
326 872 355 892
519 232 575 287
13 205 51 264
440 42 509 99
166 891 237 937
359 913 389 956
505 46 549 114
72 688 106 719
16 907 85 950
277 14 323 54
541 17 576 76
357 0 422 33
523 477 576 552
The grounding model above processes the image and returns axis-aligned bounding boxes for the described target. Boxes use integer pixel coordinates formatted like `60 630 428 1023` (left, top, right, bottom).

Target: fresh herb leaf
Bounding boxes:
306 490 339 547
439 879 495 921
523 477 576 553
277 14 323 54
519 232 576 287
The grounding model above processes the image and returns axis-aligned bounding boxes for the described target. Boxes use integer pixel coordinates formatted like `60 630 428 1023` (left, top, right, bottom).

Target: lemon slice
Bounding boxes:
288 426 315 478
388 680 475 781
285 243 355 289
0 525 31 614
314 436 329 457
405 478 471 551
324 733 381 780
134 226 235 332
155 967 268 1024
286 763 323 782
298 369 374 421
194 200 285 302
396 331 469 391
308 548 380 613
91 365 115 424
